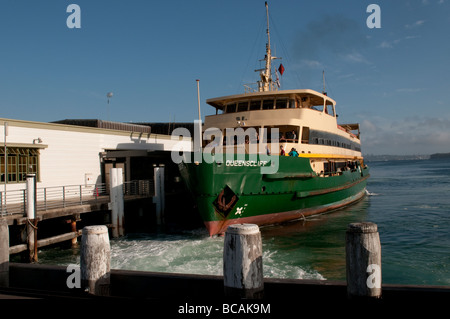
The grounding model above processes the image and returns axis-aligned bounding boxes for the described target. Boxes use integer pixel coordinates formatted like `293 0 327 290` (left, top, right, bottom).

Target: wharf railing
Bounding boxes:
0 179 154 216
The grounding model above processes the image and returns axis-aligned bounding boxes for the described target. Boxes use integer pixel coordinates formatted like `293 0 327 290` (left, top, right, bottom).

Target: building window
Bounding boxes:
0 147 40 183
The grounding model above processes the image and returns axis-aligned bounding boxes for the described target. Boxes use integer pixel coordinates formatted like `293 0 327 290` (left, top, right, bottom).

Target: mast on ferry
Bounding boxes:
257 2 278 92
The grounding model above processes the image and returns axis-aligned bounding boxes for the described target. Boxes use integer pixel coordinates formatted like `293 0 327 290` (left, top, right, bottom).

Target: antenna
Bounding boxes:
322 70 327 95
255 1 277 92
257 2 279 92
265 2 271 54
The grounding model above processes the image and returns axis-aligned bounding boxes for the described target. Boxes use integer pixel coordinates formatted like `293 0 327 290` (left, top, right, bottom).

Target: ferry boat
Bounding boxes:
178 2 370 236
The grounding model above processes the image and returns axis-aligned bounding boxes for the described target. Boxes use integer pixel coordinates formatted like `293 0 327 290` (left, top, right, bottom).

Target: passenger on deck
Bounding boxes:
289 148 298 157
291 130 297 140
280 145 285 156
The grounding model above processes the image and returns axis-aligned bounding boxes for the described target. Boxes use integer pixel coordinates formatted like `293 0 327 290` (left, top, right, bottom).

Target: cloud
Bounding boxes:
299 59 323 69
342 52 369 64
379 41 393 49
395 88 425 93
360 116 450 155
405 20 426 29
378 35 420 49
293 15 368 66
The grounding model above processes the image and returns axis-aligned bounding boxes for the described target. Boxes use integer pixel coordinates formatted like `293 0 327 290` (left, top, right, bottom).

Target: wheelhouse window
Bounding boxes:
311 103 324 112
250 100 261 111
262 99 274 110
1 147 40 183
289 99 296 108
224 97 304 113
275 98 288 109
226 103 236 113
325 104 335 117
237 101 248 112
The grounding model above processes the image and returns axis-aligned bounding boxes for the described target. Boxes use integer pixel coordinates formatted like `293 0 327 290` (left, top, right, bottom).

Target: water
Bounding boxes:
36 159 450 286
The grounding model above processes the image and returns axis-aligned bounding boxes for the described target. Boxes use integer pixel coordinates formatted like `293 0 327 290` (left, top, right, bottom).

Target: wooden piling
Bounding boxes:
346 222 382 299
0 219 9 287
153 166 165 226
223 223 264 299
109 168 124 237
80 225 110 296
69 214 80 246
26 174 38 262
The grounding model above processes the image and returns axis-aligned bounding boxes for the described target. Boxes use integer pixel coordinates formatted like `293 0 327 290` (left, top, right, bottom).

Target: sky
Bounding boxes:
1 0 449 155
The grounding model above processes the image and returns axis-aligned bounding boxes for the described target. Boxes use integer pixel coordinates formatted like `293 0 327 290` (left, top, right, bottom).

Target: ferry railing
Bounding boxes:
0 179 154 216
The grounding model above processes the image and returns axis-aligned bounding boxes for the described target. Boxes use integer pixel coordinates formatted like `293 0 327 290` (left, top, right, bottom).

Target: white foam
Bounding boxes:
108 232 325 280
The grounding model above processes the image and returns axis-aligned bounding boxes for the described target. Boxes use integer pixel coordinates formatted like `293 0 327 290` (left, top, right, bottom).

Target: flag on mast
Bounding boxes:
278 64 285 76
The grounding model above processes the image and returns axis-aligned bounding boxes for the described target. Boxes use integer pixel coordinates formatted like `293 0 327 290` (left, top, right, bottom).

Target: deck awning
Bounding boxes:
206 89 336 110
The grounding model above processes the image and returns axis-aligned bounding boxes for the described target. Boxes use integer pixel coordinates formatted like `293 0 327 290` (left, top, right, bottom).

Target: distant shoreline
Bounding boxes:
429 152 450 160
364 153 450 162
363 154 430 162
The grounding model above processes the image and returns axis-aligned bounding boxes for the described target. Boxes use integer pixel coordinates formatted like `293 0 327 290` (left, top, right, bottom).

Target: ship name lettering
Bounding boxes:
225 160 268 167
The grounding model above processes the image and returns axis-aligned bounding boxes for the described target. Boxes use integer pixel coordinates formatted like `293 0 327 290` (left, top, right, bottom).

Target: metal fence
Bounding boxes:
0 179 154 216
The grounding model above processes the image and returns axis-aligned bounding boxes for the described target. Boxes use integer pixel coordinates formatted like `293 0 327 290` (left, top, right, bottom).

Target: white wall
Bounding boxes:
0 118 191 191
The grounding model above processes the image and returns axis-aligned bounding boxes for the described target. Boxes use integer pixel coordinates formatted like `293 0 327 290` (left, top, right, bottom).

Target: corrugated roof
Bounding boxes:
52 119 151 134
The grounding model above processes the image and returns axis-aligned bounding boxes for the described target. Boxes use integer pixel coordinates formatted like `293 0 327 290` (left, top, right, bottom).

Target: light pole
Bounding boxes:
106 92 113 121
2 122 8 216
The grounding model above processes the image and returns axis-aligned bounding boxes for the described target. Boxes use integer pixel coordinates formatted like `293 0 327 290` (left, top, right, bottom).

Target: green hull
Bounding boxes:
179 153 369 236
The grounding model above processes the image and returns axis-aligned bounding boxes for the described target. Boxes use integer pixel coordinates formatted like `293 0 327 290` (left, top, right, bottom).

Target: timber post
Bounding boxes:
153 165 165 226
67 213 80 247
0 219 9 287
109 168 124 237
223 223 264 299
346 222 382 299
80 225 111 296
26 174 38 262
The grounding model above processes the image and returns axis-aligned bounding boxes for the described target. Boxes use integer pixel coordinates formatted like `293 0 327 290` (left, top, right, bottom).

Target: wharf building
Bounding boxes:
0 118 197 253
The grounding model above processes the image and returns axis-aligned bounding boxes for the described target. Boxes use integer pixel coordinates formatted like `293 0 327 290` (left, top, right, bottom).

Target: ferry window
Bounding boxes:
226 103 236 113
301 127 310 144
289 99 296 108
275 99 287 109
312 104 324 112
237 101 248 112
325 105 335 116
300 97 308 108
285 129 298 142
250 100 261 111
262 100 274 110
